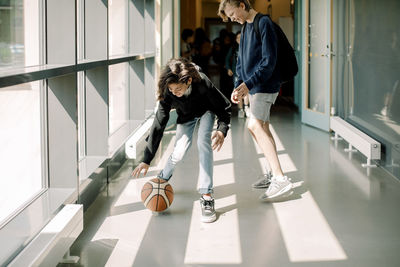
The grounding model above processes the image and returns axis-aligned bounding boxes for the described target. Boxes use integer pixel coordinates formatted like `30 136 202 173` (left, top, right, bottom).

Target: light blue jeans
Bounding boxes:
157 111 215 194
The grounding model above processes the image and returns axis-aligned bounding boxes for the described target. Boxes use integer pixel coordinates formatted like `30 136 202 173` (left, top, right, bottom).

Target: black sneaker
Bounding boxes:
200 196 217 223
251 172 273 189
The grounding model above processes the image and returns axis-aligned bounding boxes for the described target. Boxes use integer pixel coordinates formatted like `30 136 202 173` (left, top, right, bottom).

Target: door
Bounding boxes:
301 0 331 131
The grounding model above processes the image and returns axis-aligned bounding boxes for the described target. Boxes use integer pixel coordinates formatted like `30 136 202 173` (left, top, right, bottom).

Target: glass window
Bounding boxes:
336 0 400 178
0 0 42 70
109 0 128 56
0 81 45 224
77 71 86 161
77 0 85 61
109 63 129 134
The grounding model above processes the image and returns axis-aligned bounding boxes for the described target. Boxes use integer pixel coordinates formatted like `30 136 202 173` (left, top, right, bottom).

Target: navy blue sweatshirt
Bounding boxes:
236 14 281 94
143 72 231 164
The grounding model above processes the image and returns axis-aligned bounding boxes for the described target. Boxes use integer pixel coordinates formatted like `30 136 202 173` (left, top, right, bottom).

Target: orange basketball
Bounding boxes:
141 178 174 212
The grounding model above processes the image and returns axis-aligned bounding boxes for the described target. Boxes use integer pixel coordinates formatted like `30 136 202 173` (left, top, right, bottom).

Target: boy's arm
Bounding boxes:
244 17 278 90
203 77 231 136
142 99 172 164
235 50 243 88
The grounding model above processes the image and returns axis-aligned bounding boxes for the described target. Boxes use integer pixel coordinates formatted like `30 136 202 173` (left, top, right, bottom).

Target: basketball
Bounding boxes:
141 178 174 212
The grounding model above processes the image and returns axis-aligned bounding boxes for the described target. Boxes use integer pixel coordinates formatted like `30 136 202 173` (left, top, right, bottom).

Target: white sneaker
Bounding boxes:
260 176 292 200
252 171 273 189
200 196 217 223
238 109 245 118
244 106 251 117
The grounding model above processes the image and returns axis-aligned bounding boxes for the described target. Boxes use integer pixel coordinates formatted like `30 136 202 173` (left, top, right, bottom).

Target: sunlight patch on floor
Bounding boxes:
212 130 235 187
273 192 347 262
278 153 298 173
213 131 233 161
213 163 235 187
330 144 380 199
114 177 148 207
91 209 153 267
251 127 347 262
184 194 242 264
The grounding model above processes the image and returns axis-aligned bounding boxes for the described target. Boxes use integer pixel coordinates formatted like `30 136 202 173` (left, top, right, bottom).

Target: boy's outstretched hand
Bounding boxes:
212 131 225 151
131 162 150 178
231 82 249 104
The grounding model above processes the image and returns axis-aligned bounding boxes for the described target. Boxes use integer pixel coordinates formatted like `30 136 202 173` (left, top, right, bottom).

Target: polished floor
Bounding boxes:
60 107 400 267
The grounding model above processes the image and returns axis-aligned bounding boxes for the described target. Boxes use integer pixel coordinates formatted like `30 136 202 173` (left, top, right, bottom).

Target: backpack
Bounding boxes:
242 13 298 83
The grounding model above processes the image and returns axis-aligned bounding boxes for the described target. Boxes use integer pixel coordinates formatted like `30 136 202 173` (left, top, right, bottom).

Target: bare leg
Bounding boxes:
244 95 249 106
238 98 243 109
247 117 283 177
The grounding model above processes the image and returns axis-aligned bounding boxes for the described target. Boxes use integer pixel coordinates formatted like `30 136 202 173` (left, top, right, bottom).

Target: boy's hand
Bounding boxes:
131 162 150 178
231 90 239 104
235 82 249 99
212 131 225 151
227 69 233 76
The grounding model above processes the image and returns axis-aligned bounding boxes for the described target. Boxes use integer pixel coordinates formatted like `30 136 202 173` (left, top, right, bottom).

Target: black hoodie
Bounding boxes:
143 72 231 164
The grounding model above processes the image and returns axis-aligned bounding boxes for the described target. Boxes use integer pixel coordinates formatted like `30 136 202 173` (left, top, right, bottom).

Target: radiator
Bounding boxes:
8 204 83 267
125 117 154 159
330 116 381 167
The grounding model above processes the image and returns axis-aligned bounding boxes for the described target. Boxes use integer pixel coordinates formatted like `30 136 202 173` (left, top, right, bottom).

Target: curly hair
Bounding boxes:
157 58 201 101
218 0 252 22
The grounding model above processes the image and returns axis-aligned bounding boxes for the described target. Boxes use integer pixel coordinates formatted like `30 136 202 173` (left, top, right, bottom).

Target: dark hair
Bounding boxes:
218 0 252 22
181 28 194 41
157 58 201 101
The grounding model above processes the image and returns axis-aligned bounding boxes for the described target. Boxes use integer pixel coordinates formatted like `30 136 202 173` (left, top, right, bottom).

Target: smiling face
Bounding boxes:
224 2 248 24
168 78 192 97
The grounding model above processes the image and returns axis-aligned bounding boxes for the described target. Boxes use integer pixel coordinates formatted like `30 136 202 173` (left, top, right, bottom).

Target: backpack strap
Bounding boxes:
253 13 265 40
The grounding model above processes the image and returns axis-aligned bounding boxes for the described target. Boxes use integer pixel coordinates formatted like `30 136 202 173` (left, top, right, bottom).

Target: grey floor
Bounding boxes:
61 107 400 267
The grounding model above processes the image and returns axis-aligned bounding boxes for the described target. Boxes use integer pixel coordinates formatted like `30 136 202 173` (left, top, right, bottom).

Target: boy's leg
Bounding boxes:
197 111 217 223
247 92 292 199
248 124 273 189
157 119 197 180
247 117 283 177
196 111 215 195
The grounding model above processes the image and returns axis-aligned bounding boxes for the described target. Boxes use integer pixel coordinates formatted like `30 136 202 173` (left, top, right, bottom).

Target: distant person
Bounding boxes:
213 29 234 99
192 28 213 75
218 0 293 199
131 58 231 223
181 28 194 61
225 31 250 118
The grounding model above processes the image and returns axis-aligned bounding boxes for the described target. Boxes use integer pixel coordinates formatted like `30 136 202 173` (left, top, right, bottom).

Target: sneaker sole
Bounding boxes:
201 213 217 223
264 183 293 199
252 184 270 189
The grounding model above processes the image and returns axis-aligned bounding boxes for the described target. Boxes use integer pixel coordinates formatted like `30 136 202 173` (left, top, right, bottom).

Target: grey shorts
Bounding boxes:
248 92 279 122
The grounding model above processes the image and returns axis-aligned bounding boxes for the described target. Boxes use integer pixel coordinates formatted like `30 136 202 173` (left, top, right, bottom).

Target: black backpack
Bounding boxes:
242 13 298 83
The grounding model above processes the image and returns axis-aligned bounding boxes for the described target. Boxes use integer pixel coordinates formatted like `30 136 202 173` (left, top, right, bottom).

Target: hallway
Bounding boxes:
63 109 400 267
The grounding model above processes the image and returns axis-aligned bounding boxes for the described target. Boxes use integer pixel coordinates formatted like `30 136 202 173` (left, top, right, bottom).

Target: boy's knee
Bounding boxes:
247 118 262 133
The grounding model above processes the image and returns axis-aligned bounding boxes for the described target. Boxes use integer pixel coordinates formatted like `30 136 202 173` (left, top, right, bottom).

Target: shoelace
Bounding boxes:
202 199 214 210
269 181 281 191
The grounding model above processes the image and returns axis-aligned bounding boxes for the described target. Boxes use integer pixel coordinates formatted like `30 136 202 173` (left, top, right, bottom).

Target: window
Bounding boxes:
0 0 42 70
0 81 45 225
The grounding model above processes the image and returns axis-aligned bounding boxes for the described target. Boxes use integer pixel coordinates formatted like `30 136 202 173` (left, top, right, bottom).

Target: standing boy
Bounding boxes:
132 58 231 222
218 0 293 199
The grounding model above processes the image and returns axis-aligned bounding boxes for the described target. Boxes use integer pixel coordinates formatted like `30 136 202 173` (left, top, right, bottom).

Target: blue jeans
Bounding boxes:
157 111 215 194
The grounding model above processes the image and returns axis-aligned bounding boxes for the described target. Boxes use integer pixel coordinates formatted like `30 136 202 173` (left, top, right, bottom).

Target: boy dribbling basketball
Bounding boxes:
132 58 231 223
